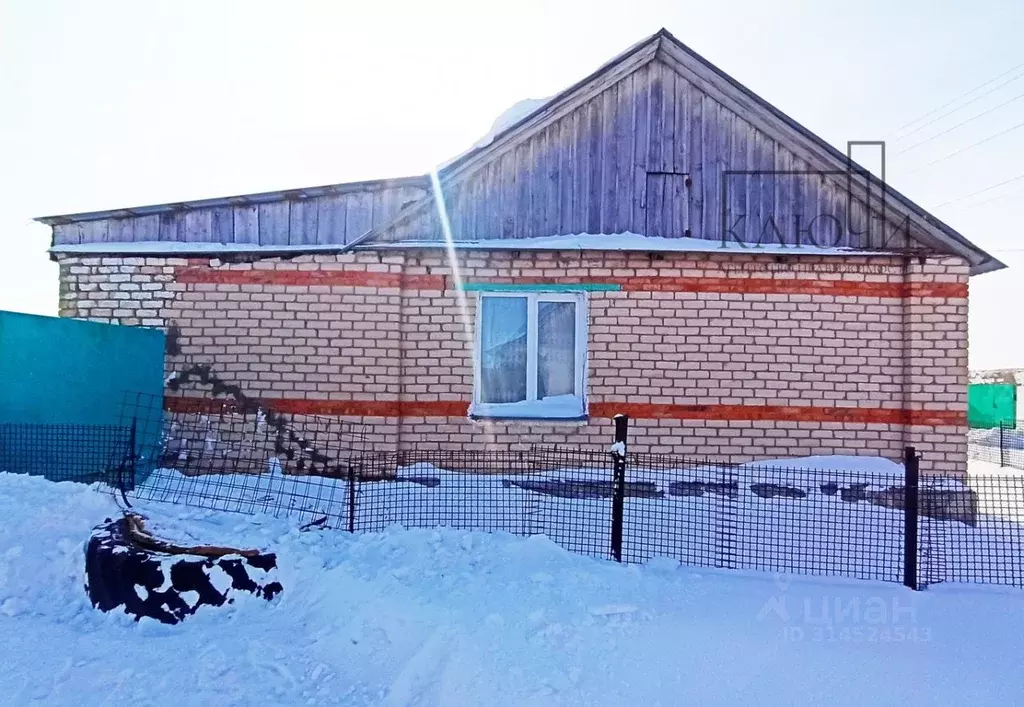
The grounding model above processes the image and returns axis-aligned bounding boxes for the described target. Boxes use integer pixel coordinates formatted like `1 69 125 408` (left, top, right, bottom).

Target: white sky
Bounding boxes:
1 0 1022 369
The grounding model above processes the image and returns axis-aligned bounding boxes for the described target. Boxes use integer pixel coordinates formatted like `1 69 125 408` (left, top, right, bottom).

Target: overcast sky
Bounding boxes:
1 0 1022 369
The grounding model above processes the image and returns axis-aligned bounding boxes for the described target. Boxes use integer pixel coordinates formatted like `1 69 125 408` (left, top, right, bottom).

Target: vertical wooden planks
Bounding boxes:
344 190 373 244
699 95 720 242
749 131 773 245
530 127 547 237
56 222 84 245
183 209 213 243
316 195 346 245
558 110 575 235
586 97 603 233
773 145 793 245
631 64 650 232
671 76 690 237
451 181 469 241
511 141 529 239
287 199 316 246
573 103 590 235
107 218 134 243
496 147 516 238
545 124 561 238
647 63 664 176
600 86 618 233
157 213 181 243
790 155 808 246
258 201 290 246
726 116 750 245
614 73 635 233
686 81 704 238
470 167 487 239
80 219 108 243
660 64 676 175
232 205 259 244
645 173 663 236
209 208 233 243
824 175 847 248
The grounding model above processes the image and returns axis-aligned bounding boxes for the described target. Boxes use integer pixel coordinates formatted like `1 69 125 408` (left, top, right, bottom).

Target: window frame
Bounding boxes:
471 290 588 420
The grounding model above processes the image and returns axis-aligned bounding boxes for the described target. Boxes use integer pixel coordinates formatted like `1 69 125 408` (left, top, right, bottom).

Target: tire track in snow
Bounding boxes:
382 625 458 707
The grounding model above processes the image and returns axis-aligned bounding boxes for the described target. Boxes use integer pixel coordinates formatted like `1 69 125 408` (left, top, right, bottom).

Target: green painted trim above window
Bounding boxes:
462 282 621 292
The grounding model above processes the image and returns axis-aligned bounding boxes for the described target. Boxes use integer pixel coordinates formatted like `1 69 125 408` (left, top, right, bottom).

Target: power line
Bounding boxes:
951 185 1024 211
908 119 1024 173
896 91 1024 154
934 173 1024 208
891 62 1024 138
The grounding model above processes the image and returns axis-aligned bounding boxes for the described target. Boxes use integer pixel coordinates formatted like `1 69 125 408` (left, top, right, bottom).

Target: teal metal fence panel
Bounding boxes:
968 383 1017 429
0 311 165 482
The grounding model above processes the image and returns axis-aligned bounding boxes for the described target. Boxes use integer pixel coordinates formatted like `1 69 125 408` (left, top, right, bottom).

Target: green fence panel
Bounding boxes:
0 311 164 481
968 383 1017 429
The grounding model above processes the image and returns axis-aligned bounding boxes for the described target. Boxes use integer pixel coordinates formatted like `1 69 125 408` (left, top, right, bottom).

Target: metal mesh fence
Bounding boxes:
355 449 616 559
623 455 906 582
0 423 131 484
968 421 1024 470
10 401 1024 591
118 391 371 525
921 473 1024 587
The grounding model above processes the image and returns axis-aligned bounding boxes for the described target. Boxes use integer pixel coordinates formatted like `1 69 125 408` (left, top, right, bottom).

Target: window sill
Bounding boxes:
470 413 589 423
469 398 587 422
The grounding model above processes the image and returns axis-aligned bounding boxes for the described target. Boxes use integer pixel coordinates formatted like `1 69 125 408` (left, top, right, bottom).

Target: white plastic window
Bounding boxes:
472 292 587 419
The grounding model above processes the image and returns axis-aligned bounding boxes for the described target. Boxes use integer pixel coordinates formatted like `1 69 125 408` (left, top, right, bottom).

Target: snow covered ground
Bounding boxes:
4 472 1024 705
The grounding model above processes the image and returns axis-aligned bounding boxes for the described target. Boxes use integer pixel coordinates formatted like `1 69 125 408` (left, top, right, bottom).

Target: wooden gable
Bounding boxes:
364 32 1000 273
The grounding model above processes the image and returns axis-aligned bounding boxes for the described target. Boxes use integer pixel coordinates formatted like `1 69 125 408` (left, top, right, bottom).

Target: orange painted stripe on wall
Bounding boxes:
164 396 964 427
587 402 964 426
173 266 965 299
174 266 446 290
506 276 967 299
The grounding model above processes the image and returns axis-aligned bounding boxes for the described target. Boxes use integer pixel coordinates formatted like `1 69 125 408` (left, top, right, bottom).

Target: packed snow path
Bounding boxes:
2 472 1024 706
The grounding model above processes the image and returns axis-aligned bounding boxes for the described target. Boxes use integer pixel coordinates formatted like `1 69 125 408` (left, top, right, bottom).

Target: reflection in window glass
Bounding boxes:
479 297 528 403
538 301 576 398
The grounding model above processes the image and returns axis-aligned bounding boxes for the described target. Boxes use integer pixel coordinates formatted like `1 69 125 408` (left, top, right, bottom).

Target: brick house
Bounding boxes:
42 30 1002 473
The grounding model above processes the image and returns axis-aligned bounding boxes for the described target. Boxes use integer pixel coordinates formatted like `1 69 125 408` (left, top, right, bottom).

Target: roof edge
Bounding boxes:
35 174 430 226
653 28 1005 275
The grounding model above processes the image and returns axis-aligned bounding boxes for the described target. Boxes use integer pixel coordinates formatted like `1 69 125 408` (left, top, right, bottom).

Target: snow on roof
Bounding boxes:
365 233 888 256
49 233 889 257
438 97 553 171
472 97 552 151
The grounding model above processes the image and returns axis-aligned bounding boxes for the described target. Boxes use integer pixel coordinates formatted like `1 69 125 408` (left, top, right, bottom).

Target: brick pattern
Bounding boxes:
56 250 969 473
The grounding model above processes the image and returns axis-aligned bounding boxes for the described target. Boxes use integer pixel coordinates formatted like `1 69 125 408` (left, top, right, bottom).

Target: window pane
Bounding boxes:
479 297 528 404
537 301 576 399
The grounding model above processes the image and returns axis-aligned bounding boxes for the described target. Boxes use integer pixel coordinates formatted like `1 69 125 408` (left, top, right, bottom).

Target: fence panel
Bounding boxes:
968 421 1024 470
621 455 725 567
12 399 1024 593
355 449 615 558
0 423 131 484
620 456 906 582
920 473 1024 587
124 394 369 526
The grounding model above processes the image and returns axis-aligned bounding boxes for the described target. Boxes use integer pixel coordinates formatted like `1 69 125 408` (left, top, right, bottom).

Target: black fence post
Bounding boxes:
347 464 357 533
610 415 628 562
1000 422 1007 467
903 446 920 590
127 417 137 490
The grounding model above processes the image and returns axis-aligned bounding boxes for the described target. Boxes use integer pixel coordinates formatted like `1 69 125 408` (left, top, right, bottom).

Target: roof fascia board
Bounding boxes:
35 175 429 226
